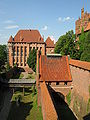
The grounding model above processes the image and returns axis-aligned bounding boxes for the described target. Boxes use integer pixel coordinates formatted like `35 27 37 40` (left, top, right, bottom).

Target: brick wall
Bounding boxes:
69 64 90 119
46 47 54 54
40 82 58 120
70 65 90 102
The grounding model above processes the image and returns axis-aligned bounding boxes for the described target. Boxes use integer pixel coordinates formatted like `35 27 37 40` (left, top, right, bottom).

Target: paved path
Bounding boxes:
0 89 12 120
22 72 28 78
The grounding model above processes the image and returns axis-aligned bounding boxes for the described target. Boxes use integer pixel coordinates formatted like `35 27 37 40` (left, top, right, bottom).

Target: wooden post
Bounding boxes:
23 87 25 96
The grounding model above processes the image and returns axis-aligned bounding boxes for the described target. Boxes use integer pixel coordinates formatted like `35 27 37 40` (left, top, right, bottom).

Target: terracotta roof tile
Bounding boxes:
8 36 13 43
45 37 55 48
8 30 44 43
69 59 90 71
39 55 72 82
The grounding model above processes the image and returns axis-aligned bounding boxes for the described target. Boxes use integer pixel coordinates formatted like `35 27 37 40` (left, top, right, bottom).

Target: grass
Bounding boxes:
7 87 43 120
89 85 90 96
66 91 71 106
87 98 90 112
19 73 24 79
26 74 35 79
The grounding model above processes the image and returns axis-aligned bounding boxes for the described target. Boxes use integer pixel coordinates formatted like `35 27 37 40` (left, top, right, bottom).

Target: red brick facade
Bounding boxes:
45 37 55 54
8 30 55 68
75 8 90 37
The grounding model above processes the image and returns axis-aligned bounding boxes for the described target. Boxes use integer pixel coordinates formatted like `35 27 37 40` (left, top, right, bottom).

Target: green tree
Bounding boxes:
78 28 86 55
55 30 79 59
27 49 37 72
0 45 7 71
80 31 90 62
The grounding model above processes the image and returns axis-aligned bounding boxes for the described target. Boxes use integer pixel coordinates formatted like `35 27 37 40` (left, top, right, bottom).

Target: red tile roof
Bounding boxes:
45 37 55 48
8 36 13 42
69 59 90 71
8 30 44 43
39 55 72 82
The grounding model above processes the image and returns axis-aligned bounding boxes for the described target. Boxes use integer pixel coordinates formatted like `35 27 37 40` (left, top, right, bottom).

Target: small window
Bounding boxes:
56 82 59 85
40 47 42 50
64 82 67 85
48 82 51 85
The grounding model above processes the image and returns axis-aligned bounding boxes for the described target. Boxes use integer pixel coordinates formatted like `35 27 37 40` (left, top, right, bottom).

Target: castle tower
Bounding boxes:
81 7 84 18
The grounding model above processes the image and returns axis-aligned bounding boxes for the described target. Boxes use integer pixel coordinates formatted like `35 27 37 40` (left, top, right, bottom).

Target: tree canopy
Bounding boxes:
80 31 90 62
55 30 80 59
55 29 90 62
0 45 7 66
27 49 37 72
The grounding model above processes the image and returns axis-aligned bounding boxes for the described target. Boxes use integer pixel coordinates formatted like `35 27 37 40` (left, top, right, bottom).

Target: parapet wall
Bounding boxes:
69 59 90 119
69 59 90 102
40 82 58 120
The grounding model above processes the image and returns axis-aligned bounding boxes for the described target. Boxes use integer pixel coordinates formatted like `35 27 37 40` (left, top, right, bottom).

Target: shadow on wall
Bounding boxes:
48 85 77 120
83 113 90 120
7 101 33 120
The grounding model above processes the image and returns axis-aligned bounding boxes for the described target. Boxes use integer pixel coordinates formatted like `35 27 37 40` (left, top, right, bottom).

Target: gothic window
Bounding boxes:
64 82 67 85
17 46 19 56
13 47 15 56
17 57 19 62
21 46 23 56
25 47 27 56
21 57 23 62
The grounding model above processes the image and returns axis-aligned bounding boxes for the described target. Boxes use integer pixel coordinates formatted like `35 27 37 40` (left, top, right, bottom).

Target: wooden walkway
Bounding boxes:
0 78 36 95
8 79 36 87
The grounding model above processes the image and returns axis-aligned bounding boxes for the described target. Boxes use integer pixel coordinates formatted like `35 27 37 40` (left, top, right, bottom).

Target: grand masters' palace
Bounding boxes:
8 29 55 67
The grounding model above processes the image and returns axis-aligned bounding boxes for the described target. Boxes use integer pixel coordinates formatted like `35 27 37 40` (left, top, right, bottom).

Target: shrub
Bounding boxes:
27 49 37 72
66 91 71 106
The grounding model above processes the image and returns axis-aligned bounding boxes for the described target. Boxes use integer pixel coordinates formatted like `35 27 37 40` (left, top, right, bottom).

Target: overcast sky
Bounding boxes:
0 0 90 44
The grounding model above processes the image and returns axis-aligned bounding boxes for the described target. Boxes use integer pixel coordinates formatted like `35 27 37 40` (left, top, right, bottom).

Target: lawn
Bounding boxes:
26 73 36 79
7 87 43 120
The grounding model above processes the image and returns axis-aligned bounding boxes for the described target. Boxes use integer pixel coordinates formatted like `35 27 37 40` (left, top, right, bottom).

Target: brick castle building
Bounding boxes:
8 29 55 67
75 8 90 39
45 37 55 54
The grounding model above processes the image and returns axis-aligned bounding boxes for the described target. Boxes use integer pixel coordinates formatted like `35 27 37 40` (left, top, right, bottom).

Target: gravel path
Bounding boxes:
0 89 12 120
